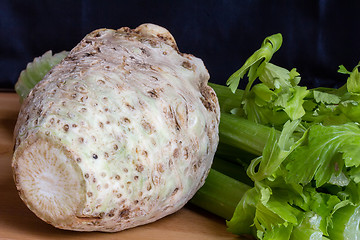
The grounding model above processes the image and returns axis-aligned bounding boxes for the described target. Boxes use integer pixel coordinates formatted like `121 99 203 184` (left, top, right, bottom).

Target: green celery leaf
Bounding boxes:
338 65 351 75
227 179 302 237
312 103 350 126
242 91 289 127
347 67 360 94
328 171 350 187
226 188 258 235
258 185 299 225
338 63 360 94
254 192 287 231
226 33 283 93
286 123 360 187
289 68 301 86
331 181 360 204
348 167 360 184
293 186 349 237
252 83 276 106
328 204 360 240
308 190 341 235
313 90 341 105
259 63 300 90
247 120 305 182
338 99 360 123
259 223 293 240
274 86 309 120
290 212 324 240
250 180 304 238
303 99 318 112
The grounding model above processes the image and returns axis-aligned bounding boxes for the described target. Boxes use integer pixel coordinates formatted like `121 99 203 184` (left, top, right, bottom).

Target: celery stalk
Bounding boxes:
219 112 279 156
190 169 251 220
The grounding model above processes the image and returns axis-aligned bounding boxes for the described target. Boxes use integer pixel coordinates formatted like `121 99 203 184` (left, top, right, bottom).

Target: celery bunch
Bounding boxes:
192 34 360 239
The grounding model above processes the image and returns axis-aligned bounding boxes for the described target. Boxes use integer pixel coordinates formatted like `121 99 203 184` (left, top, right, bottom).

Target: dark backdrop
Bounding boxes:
1 0 360 90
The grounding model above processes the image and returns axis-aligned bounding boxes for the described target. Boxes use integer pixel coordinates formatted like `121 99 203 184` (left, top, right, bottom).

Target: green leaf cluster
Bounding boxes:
207 34 360 239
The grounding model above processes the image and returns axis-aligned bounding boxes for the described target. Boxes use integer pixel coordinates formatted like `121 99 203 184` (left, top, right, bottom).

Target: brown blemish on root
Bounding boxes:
173 148 179 158
181 61 193 70
157 164 164 173
136 165 144 172
119 208 130 219
125 103 134 110
63 124 69 132
172 188 179 196
123 117 131 124
147 89 159 98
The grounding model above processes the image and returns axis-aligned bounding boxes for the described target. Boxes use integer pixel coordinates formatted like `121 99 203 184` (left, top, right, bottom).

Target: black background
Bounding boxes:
1 0 360 90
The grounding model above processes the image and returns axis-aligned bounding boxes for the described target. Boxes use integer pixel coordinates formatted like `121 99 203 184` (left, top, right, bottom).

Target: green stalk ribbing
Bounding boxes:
219 113 280 156
190 169 251 220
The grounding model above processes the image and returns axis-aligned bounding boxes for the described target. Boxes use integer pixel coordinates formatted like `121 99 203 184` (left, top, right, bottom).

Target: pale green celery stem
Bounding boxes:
219 113 280 156
190 169 251 220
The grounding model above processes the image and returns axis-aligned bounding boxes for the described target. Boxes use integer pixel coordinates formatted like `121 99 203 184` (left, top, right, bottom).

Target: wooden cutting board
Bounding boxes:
0 93 242 240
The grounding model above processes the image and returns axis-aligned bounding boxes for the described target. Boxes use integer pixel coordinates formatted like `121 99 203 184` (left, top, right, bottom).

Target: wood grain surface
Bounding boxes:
0 93 242 240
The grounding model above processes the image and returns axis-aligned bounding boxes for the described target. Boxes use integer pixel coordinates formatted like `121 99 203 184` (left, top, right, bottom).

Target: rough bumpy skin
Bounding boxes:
12 24 220 232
